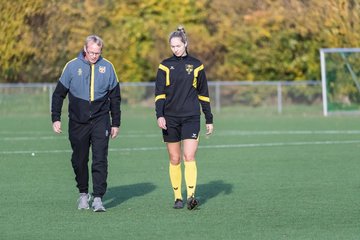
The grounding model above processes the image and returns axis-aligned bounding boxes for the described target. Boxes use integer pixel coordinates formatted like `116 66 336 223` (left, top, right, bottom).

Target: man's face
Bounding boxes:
84 41 102 64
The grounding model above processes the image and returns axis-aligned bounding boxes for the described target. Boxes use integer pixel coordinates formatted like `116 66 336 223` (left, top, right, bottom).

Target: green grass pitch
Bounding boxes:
1 106 360 240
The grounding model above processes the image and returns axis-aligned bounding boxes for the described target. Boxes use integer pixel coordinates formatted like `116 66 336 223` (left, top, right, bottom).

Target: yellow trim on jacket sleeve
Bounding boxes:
103 58 119 82
155 94 166 102
159 64 170 86
60 58 77 76
193 64 204 88
198 95 210 102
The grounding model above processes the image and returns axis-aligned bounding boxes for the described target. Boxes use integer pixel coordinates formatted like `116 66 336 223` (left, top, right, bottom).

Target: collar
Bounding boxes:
173 54 188 61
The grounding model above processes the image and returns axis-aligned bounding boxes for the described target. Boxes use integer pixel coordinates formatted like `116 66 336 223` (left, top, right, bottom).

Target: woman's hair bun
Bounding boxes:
177 25 185 33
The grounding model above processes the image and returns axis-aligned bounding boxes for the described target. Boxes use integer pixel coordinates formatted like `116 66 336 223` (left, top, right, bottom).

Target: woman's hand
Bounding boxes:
157 117 167 130
206 124 214 136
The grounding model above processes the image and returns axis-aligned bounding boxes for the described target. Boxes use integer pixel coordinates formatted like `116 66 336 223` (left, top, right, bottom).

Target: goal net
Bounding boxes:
320 48 360 116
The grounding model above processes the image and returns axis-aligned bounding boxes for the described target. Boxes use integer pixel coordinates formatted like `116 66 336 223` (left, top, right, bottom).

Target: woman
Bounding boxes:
155 26 214 210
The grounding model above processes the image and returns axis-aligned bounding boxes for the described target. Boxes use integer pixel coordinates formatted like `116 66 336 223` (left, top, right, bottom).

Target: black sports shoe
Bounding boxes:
173 199 184 209
187 196 199 210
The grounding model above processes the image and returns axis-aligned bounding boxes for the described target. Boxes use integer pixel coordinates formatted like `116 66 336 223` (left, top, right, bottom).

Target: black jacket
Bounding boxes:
155 55 213 124
51 52 121 126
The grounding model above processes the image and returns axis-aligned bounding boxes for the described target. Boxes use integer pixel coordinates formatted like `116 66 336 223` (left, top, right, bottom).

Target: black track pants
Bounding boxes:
68 115 111 198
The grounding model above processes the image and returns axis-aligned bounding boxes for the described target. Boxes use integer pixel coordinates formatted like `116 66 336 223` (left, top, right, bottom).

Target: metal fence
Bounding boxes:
0 81 322 115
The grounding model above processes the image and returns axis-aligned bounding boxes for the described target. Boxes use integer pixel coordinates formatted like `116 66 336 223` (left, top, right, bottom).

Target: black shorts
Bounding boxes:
162 115 200 143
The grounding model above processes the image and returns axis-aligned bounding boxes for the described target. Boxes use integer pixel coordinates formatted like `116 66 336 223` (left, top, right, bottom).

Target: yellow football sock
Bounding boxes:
184 161 197 198
169 163 182 200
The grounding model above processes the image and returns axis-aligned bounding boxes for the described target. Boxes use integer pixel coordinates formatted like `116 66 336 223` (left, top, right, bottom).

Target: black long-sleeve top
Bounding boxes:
155 55 213 124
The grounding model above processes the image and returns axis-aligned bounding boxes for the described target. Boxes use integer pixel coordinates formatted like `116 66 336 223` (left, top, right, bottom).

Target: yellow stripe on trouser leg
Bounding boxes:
184 161 197 198
169 163 182 201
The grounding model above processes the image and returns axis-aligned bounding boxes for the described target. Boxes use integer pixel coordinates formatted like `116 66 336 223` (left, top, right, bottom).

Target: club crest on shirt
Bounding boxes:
77 68 82 76
185 64 193 75
99 66 106 73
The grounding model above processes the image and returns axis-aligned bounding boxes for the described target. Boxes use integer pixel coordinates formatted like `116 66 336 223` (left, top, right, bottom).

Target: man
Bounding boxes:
51 35 121 212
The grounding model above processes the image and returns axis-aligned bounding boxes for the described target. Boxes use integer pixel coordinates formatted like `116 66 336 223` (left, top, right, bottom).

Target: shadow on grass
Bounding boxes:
196 180 233 205
104 182 156 209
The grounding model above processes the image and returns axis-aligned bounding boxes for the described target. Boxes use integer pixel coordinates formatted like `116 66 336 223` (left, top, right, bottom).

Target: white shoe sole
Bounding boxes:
78 206 90 210
93 207 106 212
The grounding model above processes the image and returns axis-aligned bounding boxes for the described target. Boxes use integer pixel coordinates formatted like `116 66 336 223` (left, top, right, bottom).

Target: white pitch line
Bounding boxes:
1 140 360 155
0 134 159 141
199 140 360 149
1 130 360 141
215 130 360 136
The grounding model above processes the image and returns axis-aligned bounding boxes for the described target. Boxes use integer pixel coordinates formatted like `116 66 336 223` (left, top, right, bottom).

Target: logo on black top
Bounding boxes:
185 64 193 75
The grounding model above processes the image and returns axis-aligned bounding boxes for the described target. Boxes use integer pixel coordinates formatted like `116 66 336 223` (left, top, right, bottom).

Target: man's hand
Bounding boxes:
52 121 62 134
111 127 120 139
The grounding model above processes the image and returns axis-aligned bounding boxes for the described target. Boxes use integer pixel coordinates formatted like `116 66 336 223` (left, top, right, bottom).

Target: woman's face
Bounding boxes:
170 37 186 57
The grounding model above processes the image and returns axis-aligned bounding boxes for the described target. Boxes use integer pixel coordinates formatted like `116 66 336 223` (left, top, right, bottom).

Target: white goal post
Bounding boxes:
320 48 360 116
